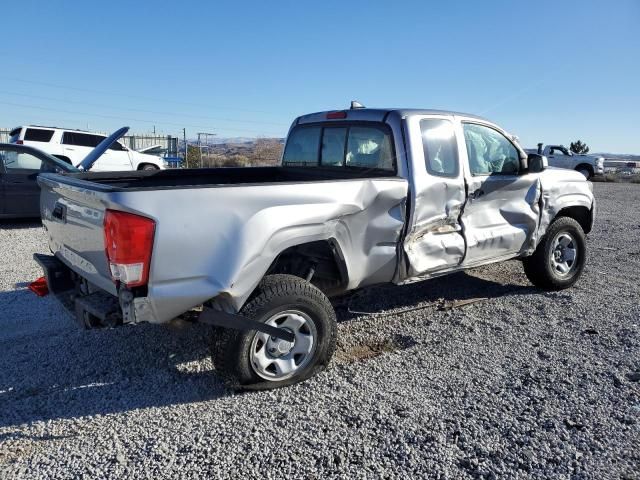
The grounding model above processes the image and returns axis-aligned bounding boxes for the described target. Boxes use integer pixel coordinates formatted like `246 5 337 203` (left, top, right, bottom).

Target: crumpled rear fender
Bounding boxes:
146 178 408 321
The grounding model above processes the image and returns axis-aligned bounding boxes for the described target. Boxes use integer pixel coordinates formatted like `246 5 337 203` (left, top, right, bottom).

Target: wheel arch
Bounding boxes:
555 205 593 234
137 162 159 170
264 238 349 296
575 163 594 177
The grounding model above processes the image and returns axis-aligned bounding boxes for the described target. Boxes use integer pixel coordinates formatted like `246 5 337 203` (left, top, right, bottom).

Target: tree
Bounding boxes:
569 140 590 154
185 145 201 168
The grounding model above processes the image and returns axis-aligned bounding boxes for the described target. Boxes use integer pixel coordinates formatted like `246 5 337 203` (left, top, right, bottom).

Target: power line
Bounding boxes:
0 76 278 115
0 100 286 136
0 90 289 127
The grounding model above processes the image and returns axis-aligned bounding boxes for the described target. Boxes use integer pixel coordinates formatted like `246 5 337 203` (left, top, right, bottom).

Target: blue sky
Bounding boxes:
1 0 638 152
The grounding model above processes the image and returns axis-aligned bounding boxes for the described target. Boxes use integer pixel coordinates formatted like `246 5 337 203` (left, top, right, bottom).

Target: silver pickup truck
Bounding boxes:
35 104 595 390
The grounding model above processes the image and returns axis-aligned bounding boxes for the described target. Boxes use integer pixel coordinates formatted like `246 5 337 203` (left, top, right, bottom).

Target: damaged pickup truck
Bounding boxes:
35 103 595 389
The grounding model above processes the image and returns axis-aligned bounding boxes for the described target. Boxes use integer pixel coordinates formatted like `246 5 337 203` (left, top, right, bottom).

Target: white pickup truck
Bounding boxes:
35 104 595 390
526 144 604 179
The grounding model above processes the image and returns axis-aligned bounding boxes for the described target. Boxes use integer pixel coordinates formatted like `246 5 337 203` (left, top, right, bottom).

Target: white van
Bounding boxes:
9 126 165 171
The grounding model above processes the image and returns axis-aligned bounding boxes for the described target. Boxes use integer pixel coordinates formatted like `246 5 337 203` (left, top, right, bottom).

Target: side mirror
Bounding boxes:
528 153 548 173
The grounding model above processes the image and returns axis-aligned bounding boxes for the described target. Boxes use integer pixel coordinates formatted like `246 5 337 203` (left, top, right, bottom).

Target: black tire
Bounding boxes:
575 165 593 179
212 274 337 390
523 217 587 290
141 164 159 171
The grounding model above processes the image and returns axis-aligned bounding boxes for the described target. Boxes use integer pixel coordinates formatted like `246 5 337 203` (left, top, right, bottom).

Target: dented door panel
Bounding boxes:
401 115 467 277
461 173 541 265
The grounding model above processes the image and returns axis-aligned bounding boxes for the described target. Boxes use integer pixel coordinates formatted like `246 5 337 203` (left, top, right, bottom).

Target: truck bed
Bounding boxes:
38 166 408 323
63 165 397 191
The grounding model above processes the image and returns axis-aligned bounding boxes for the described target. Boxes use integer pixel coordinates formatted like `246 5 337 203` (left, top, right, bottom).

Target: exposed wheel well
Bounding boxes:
556 205 592 234
266 240 348 295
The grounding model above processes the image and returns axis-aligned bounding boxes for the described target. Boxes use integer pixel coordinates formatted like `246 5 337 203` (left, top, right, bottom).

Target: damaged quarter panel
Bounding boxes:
109 178 408 323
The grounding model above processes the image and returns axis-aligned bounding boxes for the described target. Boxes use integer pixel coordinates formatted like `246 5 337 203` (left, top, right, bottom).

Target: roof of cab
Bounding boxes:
295 107 491 125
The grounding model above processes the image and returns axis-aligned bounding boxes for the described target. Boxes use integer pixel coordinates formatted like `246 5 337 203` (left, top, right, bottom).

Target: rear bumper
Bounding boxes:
34 253 121 328
34 253 75 294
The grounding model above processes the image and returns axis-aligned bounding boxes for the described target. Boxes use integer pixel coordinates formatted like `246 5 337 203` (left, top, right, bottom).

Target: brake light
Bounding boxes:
16 140 23 144
104 210 155 287
326 111 347 119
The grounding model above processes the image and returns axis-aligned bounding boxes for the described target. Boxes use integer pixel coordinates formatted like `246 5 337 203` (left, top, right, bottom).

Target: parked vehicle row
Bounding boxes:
35 104 595 390
9 125 166 171
0 127 133 218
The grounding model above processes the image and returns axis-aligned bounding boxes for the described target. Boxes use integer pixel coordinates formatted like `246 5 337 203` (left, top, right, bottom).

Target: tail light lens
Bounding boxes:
104 210 155 287
16 140 24 145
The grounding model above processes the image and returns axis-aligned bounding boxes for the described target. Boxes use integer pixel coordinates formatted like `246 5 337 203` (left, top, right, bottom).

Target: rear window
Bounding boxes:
283 123 395 171
9 128 21 143
62 132 105 148
24 128 55 142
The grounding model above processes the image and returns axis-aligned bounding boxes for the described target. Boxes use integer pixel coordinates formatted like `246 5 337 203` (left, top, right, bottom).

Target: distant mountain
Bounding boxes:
183 137 284 145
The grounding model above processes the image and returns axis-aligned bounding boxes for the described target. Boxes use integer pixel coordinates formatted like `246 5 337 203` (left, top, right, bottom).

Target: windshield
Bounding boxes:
9 128 21 143
35 149 79 173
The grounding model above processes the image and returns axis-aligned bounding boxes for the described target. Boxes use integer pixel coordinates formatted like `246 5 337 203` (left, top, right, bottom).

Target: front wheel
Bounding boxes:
141 164 159 171
212 274 337 390
576 166 593 179
523 217 587 290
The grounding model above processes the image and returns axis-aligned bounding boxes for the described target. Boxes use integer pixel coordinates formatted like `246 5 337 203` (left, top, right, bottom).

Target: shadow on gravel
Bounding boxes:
0 270 536 428
0 289 228 428
334 270 536 322
0 219 41 230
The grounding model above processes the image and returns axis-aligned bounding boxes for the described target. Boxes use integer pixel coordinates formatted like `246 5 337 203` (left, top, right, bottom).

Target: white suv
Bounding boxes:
9 126 165 171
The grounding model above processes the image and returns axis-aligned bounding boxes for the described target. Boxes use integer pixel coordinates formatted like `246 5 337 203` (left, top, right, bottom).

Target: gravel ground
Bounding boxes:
1 182 639 479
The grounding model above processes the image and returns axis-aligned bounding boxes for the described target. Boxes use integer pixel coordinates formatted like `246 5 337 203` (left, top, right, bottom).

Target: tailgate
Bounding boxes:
38 174 117 295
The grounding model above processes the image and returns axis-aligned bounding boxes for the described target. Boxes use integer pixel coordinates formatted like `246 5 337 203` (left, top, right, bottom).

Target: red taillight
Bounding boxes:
29 276 49 296
326 111 347 119
104 210 155 287
16 140 24 144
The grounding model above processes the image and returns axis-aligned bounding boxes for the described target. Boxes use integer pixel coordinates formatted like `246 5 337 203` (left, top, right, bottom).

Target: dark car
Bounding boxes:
0 143 78 218
1 126 131 219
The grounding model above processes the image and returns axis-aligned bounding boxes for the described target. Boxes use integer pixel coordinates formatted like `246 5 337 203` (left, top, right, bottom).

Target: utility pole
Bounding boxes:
197 132 216 169
183 128 187 168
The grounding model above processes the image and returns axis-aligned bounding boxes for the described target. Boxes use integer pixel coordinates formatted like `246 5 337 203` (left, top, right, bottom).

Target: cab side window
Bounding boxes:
420 118 459 177
463 123 520 175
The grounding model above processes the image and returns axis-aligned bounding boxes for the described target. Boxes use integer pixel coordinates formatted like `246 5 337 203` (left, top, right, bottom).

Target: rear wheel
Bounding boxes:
212 274 337 390
523 217 587 290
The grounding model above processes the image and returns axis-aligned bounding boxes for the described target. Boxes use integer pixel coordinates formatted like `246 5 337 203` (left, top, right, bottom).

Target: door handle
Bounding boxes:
469 189 485 199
